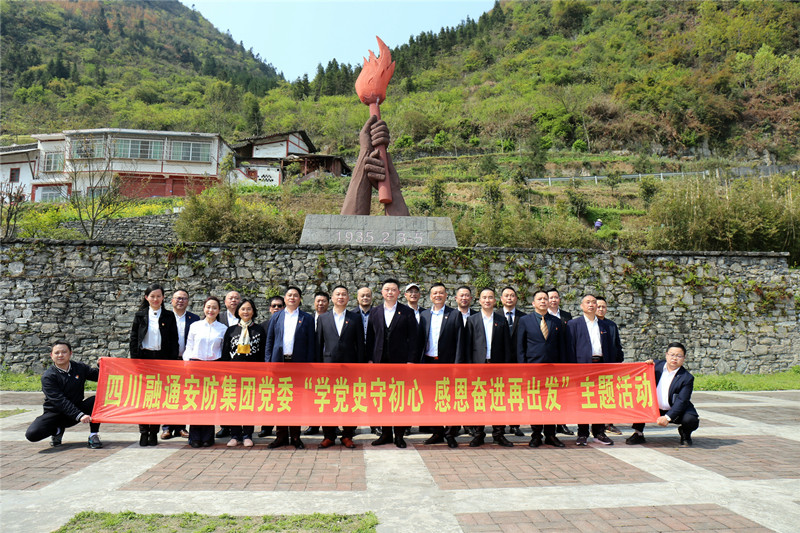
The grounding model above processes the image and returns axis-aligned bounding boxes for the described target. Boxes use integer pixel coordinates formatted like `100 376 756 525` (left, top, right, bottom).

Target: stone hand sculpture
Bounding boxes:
341 115 409 216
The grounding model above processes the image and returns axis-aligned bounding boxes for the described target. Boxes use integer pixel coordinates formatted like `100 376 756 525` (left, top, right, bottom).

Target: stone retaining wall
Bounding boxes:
1 239 797 374
61 214 178 242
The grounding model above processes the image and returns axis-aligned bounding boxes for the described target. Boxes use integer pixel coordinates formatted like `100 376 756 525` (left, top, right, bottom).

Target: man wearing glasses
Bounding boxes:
161 289 199 440
257 295 285 438
626 342 700 446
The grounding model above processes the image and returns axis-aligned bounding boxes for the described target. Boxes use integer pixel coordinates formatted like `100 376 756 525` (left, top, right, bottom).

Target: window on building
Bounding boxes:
44 152 64 172
113 138 164 160
87 187 109 199
37 185 66 202
9 168 20 183
70 138 105 159
169 141 211 162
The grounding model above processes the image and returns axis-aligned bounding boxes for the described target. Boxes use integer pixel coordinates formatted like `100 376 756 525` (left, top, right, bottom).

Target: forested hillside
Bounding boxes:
2 0 800 163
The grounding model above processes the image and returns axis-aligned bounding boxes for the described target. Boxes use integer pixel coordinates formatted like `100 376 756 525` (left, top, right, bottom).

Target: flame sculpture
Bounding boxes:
355 36 395 204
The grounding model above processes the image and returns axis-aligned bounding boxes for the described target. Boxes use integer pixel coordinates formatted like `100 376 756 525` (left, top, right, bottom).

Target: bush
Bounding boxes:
478 155 499 176
572 139 588 152
175 183 303 243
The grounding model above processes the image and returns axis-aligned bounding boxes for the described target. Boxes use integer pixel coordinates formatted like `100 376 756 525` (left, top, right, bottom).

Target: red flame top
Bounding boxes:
355 36 395 105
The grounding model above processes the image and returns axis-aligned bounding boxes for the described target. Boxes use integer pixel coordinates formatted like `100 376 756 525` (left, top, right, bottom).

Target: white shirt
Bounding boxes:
174 311 187 357
412 307 420 323
383 302 397 327
505 308 516 326
283 309 299 354
426 306 445 358
226 311 239 326
583 315 603 356
142 308 162 351
333 309 346 336
183 319 227 360
657 366 679 411
482 312 494 360
548 309 562 320
461 310 470 326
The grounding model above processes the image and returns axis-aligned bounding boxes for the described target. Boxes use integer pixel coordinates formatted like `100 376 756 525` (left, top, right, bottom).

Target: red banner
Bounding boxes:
91 358 658 425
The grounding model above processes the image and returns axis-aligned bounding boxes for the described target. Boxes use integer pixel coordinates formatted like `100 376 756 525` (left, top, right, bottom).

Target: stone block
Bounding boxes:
299 215 457 247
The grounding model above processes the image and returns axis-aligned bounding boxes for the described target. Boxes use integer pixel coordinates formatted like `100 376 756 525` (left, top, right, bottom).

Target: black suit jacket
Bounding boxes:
129 307 179 359
600 317 624 362
419 305 463 363
552 309 572 325
460 311 512 363
367 302 417 364
566 316 615 363
496 308 526 362
517 311 566 363
654 360 698 420
316 309 364 363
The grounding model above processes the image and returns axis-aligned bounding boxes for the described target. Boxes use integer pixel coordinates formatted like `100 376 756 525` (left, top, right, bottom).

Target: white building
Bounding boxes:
0 143 39 200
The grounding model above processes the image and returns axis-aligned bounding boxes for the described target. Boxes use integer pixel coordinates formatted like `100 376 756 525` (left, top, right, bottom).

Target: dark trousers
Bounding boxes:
530 424 556 439
276 426 301 440
430 425 460 438
189 425 215 444
577 423 607 438
633 409 699 434
378 427 409 439
163 425 186 432
472 425 505 440
138 423 159 434
230 426 254 440
26 397 99 441
323 426 355 440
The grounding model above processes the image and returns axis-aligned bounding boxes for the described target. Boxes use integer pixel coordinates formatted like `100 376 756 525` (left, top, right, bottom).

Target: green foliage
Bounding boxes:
565 188 589 220
571 139 588 152
638 175 660 208
175 183 303 244
427 176 446 209
478 155 499 176
695 367 800 391
647 174 800 265
482 180 504 211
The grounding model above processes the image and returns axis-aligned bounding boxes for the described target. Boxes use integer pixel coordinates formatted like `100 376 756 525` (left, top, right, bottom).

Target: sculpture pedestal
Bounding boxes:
299 215 457 248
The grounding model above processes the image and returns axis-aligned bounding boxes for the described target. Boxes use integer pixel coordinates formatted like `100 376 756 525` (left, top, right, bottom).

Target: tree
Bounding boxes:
0 183 27 240
606 170 623 204
60 136 142 239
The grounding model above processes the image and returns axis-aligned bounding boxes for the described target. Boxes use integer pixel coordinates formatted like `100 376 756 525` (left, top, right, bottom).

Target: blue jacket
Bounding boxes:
265 308 316 362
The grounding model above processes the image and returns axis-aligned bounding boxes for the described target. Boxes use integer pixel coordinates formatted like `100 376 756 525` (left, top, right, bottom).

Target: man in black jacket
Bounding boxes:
26 341 102 449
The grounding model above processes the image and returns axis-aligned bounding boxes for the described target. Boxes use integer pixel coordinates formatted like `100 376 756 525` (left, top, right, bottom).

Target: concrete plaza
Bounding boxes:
1 390 799 532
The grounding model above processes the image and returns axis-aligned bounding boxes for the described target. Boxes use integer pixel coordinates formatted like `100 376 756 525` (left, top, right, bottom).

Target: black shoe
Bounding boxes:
87 435 103 449
258 427 273 438
148 431 158 446
446 436 458 448
469 435 485 447
605 424 622 435
514 427 525 437
626 433 646 445
493 435 514 447
372 433 393 446
139 433 149 447
423 434 445 445
267 437 289 449
557 425 575 436
394 436 407 448
679 426 693 446
467 427 478 437
201 440 213 447
216 427 230 439
529 437 543 448
51 427 64 447
593 433 614 445
371 426 382 436
575 436 588 446
291 438 305 449
190 441 202 448
303 427 320 435
544 436 565 448
336 427 343 436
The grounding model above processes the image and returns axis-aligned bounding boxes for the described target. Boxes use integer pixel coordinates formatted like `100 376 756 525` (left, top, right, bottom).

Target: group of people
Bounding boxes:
25 281 699 452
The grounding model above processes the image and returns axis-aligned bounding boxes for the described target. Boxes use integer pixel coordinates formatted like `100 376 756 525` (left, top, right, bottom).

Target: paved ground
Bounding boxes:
1 390 798 532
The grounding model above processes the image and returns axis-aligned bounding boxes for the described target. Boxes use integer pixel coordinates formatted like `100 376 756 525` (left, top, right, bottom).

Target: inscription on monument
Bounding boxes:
300 215 458 248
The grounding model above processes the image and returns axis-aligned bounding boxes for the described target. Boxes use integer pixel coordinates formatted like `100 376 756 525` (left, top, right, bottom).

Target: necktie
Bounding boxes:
540 314 549 340
506 312 513 327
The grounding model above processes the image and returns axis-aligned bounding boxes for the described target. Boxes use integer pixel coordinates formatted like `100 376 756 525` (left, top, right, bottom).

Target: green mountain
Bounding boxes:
2 0 799 163
1 0 280 137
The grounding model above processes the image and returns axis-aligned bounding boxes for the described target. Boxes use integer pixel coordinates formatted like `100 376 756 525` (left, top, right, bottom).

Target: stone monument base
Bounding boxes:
299 215 457 247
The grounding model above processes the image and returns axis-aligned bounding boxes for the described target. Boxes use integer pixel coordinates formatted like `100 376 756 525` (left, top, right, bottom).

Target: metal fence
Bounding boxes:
528 164 800 185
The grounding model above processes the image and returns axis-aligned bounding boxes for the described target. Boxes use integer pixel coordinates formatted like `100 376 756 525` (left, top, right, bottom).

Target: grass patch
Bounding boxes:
0 370 96 392
695 366 800 391
0 408 29 418
54 511 379 533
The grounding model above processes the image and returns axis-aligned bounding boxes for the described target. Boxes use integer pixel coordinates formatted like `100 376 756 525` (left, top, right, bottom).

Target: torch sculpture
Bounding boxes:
354 36 395 205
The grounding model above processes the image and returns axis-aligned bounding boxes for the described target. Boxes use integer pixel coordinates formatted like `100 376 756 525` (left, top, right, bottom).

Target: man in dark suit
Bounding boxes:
162 289 200 440
517 290 567 448
596 296 625 435
567 294 615 446
316 285 363 449
496 286 526 437
404 282 427 369
627 342 700 446
257 296 285 438
419 283 464 448
218 290 241 326
305 290 331 436
455 285 477 325
458 288 514 447
356 286 381 436
367 278 417 448
265 286 316 449
548 287 575 436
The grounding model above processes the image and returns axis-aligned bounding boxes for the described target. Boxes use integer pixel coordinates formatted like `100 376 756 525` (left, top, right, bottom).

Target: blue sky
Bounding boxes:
181 0 495 80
